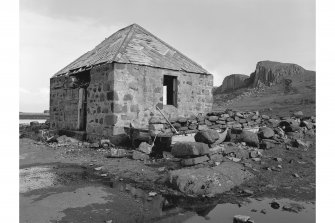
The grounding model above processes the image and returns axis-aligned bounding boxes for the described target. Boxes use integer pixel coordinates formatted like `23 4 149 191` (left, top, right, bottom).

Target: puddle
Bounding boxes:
20 164 315 223
182 198 315 223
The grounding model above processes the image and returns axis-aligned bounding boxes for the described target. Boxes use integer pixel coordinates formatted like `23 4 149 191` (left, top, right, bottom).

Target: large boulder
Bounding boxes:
168 162 253 196
259 127 275 139
239 130 259 147
137 142 152 154
171 142 209 157
194 130 220 144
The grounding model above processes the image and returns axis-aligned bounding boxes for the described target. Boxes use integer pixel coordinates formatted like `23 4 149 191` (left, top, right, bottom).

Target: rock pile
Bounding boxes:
149 109 271 137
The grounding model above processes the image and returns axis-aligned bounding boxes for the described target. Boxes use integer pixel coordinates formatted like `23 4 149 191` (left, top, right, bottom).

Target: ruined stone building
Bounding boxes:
50 24 213 142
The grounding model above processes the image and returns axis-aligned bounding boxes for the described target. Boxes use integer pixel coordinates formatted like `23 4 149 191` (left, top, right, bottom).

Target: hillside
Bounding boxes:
213 61 316 117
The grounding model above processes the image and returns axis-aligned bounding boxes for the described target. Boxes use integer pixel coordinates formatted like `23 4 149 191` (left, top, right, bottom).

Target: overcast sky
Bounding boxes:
20 0 315 112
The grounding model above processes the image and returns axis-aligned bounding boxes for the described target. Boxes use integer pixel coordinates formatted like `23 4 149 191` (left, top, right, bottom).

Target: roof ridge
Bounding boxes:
131 24 209 74
108 24 135 63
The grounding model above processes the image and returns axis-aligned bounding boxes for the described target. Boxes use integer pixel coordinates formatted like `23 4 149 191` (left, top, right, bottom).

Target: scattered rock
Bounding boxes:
293 139 311 149
94 167 102 171
239 131 259 147
137 142 152 154
274 157 282 162
260 209 267 214
171 142 209 157
233 215 254 223
293 173 300 178
270 201 280 209
194 129 220 144
259 127 274 139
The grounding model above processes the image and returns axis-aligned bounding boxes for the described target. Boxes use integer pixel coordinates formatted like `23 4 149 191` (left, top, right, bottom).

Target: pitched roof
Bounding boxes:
53 24 210 77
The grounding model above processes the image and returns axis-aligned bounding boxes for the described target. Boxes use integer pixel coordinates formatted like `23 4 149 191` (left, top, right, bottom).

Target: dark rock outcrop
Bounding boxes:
214 60 307 94
251 61 305 88
214 74 249 93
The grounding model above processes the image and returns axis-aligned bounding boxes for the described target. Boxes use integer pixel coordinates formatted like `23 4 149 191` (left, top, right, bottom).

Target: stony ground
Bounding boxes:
19 130 315 203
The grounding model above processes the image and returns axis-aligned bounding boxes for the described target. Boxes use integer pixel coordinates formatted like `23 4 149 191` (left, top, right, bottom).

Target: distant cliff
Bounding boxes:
214 74 249 93
214 60 308 93
250 61 306 88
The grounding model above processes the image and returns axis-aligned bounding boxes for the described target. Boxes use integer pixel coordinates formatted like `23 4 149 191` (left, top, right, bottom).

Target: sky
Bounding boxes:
19 0 315 112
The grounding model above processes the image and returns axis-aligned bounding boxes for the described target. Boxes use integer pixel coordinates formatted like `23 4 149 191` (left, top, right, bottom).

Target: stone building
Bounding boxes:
50 24 213 142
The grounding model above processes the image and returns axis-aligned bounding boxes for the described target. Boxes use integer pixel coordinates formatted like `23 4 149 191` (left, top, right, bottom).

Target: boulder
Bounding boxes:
239 131 259 147
137 142 152 154
233 215 254 223
181 155 209 166
168 162 253 196
194 130 220 144
132 150 149 160
210 129 228 147
171 142 209 157
259 127 275 139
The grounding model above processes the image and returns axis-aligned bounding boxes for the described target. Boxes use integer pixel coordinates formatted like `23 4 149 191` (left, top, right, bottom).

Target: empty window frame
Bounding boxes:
163 75 177 107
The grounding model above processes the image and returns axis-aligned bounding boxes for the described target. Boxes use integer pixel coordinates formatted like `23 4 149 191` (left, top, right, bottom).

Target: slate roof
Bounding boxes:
53 24 210 77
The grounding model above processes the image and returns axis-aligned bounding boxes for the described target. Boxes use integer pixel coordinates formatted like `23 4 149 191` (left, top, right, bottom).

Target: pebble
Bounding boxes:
293 173 300 178
274 157 282 162
260 209 267 214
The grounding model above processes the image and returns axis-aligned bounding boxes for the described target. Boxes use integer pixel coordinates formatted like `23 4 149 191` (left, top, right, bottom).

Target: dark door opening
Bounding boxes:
163 75 177 107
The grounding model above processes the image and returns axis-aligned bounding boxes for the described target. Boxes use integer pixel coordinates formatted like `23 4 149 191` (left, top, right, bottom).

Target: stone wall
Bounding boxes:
50 75 79 130
112 63 213 134
148 110 273 137
85 63 115 138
